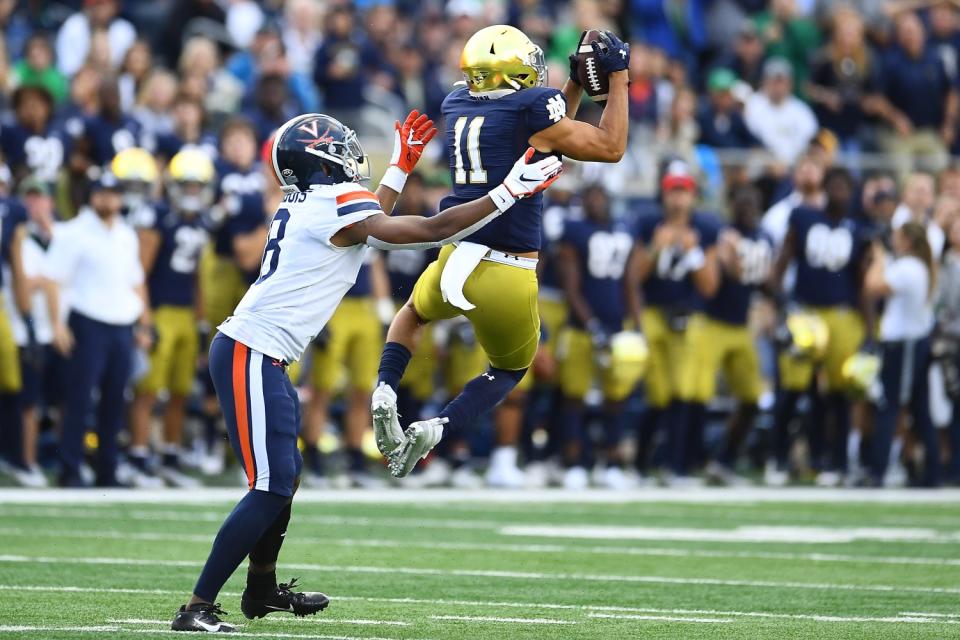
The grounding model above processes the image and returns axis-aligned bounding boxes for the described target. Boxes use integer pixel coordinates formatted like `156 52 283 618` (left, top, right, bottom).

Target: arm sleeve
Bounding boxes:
525 88 567 134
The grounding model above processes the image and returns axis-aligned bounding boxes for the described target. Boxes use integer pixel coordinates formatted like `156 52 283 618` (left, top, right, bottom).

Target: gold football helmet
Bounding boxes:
842 351 881 398
608 331 650 386
784 311 829 360
166 148 216 215
460 25 547 94
111 147 159 209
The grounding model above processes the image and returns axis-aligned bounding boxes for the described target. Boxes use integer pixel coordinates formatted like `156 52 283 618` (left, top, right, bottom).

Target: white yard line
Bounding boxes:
5 526 960 567
2 487 960 504
109 618 411 628
3 585 960 628
2 555 960 595
0 508 500 530
0 626 419 640
588 614 733 623
0 626 120 633
429 615 575 625
588 610 960 624
499 524 960 544
0 527 960 567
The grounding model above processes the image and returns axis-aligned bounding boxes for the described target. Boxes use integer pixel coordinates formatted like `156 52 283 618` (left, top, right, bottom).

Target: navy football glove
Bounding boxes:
568 53 580 86
592 31 630 74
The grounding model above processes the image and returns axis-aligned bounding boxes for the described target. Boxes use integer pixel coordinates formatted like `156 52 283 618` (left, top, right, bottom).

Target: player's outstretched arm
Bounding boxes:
529 31 629 162
374 110 437 213
332 149 562 249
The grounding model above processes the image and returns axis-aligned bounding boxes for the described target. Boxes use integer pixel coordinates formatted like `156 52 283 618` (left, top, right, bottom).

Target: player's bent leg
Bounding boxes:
174 334 320 631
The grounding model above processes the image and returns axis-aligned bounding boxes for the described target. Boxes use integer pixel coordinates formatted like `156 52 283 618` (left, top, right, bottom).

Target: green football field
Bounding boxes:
1 488 960 640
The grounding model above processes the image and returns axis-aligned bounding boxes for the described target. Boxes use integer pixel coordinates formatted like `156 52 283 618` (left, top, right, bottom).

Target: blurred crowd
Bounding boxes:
0 0 959 490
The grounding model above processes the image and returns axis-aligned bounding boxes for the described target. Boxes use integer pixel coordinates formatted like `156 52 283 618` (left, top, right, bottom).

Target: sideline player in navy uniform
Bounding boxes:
624 162 721 483
372 25 631 477
687 185 773 484
556 184 639 489
129 150 212 486
767 167 871 485
169 111 563 632
0 85 70 184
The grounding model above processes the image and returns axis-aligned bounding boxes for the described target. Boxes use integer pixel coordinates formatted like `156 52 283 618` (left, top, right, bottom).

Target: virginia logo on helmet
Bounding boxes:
272 113 370 192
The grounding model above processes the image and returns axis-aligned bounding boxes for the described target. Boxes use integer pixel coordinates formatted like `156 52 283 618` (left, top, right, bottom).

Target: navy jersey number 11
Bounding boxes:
256 208 290 284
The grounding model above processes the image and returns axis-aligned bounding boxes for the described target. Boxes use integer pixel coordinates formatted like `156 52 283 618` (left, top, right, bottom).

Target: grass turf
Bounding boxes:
1 492 959 639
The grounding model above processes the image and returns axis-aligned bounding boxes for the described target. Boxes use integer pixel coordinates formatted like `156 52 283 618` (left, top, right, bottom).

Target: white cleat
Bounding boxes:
11 464 49 488
157 464 202 489
815 471 842 488
562 466 590 490
371 382 405 456
451 465 484 489
485 447 525 489
401 458 452 488
597 466 636 490
388 417 447 478
705 461 751 487
763 460 789 487
523 461 551 489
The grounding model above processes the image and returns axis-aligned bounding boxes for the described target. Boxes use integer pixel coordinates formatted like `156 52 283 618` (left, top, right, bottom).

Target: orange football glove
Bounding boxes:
390 109 438 174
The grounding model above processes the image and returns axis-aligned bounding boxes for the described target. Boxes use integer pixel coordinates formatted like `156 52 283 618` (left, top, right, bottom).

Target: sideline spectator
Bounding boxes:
55 0 136 78
877 12 958 178
864 223 940 487
697 68 758 150
12 34 68 105
42 171 151 487
744 58 818 165
312 4 381 129
806 7 879 155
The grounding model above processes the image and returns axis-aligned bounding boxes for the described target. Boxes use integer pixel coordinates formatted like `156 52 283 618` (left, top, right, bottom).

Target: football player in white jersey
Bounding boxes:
169 110 563 633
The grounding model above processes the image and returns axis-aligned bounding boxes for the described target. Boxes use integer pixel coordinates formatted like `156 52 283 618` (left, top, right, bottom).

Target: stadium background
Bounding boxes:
0 0 956 491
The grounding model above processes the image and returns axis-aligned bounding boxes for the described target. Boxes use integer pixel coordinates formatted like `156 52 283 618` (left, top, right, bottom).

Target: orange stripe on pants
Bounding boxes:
232 341 255 489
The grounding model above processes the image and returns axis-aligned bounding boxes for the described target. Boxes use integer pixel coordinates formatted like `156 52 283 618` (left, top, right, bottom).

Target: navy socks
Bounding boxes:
377 342 412 392
439 367 526 431
193 490 289 603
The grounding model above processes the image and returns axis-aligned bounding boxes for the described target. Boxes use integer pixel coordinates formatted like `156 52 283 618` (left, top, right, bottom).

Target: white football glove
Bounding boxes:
489 147 563 212
371 382 405 456
387 417 447 478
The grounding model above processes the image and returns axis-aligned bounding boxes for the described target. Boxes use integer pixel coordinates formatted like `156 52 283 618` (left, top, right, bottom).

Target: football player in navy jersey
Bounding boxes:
76 76 150 166
0 187 30 480
129 150 212 487
0 85 70 184
556 184 640 489
304 252 392 487
688 185 774 485
373 25 631 476
768 167 872 486
624 161 721 484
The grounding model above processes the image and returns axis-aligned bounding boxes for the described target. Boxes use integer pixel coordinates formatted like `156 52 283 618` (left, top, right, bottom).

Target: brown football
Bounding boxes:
576 29 609 105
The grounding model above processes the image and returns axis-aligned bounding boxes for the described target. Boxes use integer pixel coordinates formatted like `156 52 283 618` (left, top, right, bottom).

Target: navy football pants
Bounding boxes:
209 332 302 496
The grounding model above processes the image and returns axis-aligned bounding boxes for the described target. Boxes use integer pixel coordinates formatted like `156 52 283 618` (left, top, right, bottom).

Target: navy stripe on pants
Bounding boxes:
59 312 133 483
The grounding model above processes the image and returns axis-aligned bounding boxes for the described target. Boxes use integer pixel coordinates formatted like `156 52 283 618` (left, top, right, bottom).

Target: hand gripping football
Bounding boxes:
576 29 610 105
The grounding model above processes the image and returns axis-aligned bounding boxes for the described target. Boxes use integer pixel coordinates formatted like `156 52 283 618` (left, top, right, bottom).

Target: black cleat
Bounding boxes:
240 577 330 619
171 602 237 632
